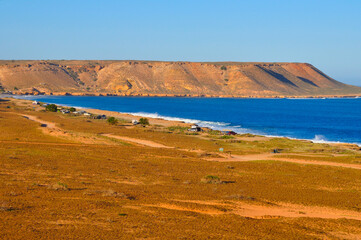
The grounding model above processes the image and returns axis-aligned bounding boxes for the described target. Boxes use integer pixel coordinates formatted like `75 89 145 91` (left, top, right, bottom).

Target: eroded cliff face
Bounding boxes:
0 60 359 97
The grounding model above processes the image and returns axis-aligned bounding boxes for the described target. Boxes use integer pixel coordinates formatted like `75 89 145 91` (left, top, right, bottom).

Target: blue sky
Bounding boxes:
0 0 360 85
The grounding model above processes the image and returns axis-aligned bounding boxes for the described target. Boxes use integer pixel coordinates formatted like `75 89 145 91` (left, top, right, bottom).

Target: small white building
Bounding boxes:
132 120 139 125
60 109 70 114
188 124 202 132
32 101 39 105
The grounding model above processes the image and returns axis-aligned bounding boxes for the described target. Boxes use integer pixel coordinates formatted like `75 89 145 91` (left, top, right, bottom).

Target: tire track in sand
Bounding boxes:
208 153 361 170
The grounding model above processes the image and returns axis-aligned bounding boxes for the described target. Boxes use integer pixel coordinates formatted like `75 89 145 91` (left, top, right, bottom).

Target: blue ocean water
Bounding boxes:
15 96 361 145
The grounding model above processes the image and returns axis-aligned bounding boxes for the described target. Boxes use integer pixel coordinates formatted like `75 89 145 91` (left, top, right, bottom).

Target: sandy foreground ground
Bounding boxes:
1 97 361 239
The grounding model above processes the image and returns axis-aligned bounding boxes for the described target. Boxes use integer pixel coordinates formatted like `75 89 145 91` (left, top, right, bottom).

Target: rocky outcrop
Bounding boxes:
0 60 360 97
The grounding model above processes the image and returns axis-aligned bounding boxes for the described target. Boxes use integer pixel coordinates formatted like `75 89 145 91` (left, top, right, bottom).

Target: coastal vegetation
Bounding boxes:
139 117 149 125
201 175 222 184
45 104 57 112
107 116 118 125
167 126 188 132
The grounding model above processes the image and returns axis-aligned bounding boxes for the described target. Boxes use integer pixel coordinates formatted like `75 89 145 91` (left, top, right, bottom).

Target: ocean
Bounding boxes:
13 96 361 145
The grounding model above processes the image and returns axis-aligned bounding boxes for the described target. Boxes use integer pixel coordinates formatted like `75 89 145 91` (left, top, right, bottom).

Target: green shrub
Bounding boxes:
220 66 227 70
201 175 222 184
205 175 220 180
139 118 149 125
107 117 118 125
46 104 57 112
69 107 76 112
167 126 188 132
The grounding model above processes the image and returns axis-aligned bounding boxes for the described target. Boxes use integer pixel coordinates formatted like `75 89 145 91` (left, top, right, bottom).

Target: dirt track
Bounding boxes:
22 114 57 129
209 153 361 170
142 199 361 221
102 134 173 148
20 113 361 171
20 114 115 145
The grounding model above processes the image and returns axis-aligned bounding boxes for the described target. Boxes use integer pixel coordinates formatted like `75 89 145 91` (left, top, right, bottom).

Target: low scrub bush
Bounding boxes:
139 118 149 125
168 126 188 132
201 175 222 184
48 182 69 191
107 117 118 125
45 104 57 112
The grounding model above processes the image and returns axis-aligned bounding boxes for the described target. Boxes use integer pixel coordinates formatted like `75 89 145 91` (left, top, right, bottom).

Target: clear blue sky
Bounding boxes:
0 0 360 85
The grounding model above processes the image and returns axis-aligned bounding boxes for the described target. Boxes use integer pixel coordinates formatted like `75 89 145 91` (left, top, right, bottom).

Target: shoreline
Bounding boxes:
86 108 361 148
6 95 361 148
2 92 361 99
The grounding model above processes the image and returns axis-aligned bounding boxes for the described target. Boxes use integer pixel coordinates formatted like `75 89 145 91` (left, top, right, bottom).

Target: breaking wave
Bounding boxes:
312 134 329 143
123 111 259 134
310 134 361 146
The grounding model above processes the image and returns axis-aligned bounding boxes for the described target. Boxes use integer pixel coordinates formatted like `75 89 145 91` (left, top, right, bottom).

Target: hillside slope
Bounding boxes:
0 60 360 97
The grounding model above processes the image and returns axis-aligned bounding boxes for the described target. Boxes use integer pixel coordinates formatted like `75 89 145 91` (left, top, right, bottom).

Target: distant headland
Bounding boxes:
0 60 360 98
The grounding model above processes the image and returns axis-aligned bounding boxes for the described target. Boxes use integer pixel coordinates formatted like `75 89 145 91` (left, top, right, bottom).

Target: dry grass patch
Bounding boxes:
1 98 361 239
